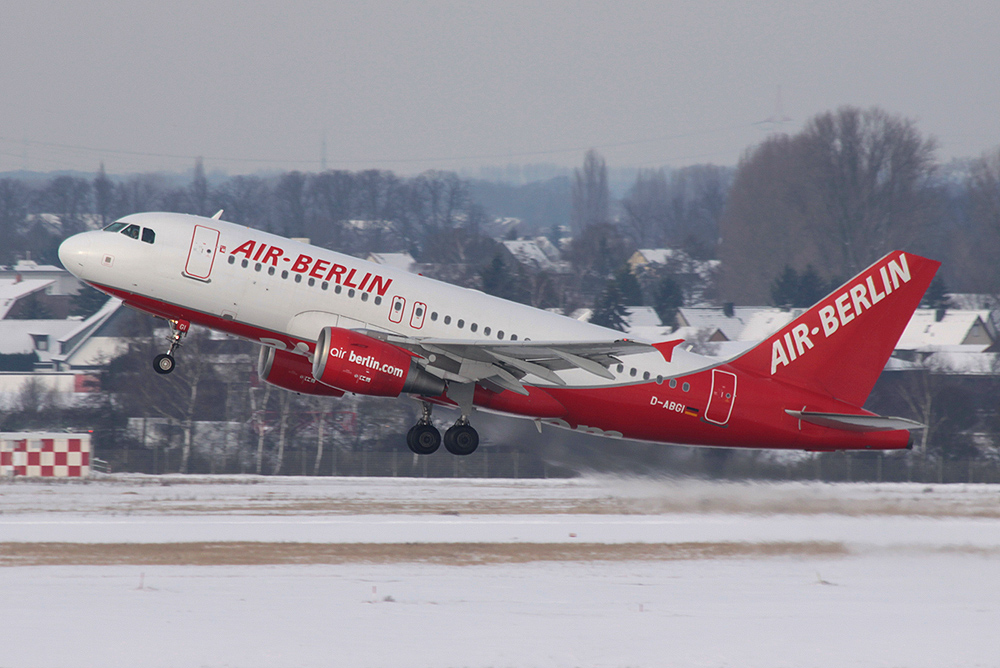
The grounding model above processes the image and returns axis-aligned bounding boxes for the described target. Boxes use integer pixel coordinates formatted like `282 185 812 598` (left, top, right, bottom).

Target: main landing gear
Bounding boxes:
406 402 479 456
152 319 190 375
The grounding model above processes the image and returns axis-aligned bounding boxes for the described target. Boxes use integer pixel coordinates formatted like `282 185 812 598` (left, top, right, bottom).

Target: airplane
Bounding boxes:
58 211 938 456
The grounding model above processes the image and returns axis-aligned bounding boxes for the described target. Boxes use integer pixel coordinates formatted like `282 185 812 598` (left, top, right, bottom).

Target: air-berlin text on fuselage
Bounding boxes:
227 240 393 297
770 253 912 375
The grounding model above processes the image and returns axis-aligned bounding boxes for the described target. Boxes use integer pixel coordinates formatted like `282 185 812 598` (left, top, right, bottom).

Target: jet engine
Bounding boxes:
312 326 445 397
258 346 345 397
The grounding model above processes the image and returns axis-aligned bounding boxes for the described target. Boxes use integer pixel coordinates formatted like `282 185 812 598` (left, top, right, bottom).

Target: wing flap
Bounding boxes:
361 330 654 386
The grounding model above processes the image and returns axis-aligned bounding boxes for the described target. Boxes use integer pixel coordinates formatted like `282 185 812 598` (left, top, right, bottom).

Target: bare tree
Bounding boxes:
719 107 937 303
801 107 937 275
621 168 669 247
248 382 273 475
93 164 114 228
216 175 272 231
571 149 609 234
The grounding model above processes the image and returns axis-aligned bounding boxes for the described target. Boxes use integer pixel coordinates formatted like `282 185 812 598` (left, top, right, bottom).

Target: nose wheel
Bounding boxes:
152 319 189 375
153 353 176 374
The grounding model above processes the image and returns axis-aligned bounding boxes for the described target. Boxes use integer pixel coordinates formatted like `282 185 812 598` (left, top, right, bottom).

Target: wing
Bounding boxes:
359 330 661 396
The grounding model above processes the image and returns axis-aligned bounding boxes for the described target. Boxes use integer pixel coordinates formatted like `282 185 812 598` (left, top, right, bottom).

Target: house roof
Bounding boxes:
738 309 801 341
675 306 768 341
623 306 663 329
896 309 995 351
0 279 56 319
366 252 417 273
0 319 81 360
501 240 564 272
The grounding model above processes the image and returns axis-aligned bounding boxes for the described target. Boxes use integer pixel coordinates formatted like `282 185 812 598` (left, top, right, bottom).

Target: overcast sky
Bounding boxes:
2 1 998 176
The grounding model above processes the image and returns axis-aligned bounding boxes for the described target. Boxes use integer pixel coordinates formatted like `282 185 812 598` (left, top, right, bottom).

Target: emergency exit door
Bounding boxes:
704 369 737 425
184 225 220 280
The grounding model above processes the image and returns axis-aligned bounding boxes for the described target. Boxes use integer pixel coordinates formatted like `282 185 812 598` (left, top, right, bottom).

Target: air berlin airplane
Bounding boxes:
59 212 937 456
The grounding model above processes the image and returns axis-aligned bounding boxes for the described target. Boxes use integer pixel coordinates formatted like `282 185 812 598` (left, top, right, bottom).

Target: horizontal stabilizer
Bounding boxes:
785 410 924 432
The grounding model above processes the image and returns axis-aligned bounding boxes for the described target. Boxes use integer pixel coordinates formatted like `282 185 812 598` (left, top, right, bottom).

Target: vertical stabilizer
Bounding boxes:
728 251 940 407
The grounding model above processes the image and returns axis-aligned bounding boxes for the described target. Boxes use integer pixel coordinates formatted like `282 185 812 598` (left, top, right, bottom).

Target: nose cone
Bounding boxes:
58 232 92 278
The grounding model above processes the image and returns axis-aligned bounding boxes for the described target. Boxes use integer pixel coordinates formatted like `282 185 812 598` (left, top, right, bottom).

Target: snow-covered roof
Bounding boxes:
501 240 565 272
917 350 1000 375
623 306 662 329
630 249 720 280
896 309 994 351
633 249 677 265
0 279 56 319
366 252 417 273
738 309 801 341
0 319 81 361
675 306 770 341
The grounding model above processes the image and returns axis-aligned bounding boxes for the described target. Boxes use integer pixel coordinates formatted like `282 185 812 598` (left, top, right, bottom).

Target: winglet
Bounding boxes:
652 340 683 363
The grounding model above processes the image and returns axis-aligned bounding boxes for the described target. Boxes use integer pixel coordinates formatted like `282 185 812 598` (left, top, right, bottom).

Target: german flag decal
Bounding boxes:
684 406 700 417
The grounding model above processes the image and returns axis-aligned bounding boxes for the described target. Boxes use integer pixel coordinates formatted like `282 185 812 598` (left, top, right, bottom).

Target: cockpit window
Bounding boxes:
121 224 140 239
103 222 127 232
141 228 155 244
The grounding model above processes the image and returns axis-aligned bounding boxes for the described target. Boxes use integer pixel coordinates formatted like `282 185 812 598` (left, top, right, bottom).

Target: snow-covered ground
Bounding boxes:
2 476 999 667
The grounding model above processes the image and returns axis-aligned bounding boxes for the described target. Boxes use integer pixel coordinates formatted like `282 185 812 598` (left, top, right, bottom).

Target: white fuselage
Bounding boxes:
59 212 710 389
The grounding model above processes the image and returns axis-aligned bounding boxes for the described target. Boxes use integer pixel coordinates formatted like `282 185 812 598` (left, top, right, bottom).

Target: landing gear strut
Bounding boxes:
407 402 441 455
152 319 190 375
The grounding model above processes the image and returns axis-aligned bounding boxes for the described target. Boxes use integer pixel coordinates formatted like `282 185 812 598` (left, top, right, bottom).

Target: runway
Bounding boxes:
2 476 998 667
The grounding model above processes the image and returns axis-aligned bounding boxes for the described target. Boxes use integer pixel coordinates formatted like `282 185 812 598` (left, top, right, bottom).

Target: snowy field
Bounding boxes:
2 476 1000 668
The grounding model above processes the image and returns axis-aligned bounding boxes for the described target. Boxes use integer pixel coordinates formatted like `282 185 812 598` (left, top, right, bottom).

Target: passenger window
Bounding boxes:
268 266 275 276
141 228 155 244
103 222 127 232
121 224 140 239
483 326 491 336
457 319 465 329
497 331 504 339
444 315 451 325
470 323 478 332
510 334 517 341
228 256 235 265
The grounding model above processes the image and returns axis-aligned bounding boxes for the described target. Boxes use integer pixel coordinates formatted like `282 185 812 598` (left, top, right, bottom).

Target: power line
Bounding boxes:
0 123 755 170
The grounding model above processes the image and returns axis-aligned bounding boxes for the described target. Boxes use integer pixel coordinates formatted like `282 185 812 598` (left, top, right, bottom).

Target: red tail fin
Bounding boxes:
728 251 940 407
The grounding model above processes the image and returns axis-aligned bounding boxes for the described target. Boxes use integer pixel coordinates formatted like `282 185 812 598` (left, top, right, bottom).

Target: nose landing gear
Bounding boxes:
152 319 190 375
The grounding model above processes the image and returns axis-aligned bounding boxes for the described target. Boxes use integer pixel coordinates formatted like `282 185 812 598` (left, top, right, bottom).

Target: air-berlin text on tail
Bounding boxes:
226 239 393 297
770 253 912 375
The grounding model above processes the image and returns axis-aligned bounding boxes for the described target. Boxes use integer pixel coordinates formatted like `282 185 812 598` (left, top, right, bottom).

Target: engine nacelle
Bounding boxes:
312 327 446 397
258 346 345 397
